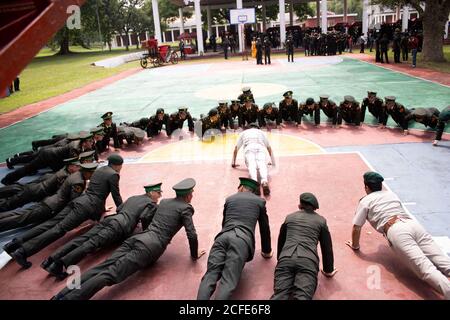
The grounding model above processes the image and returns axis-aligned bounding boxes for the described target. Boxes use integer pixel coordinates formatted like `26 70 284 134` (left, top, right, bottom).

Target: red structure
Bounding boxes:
0 0 86 94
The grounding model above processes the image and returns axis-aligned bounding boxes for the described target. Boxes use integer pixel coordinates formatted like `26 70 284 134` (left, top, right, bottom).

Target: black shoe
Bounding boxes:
44 261 66 280
262 183 271 196
11 247 32 269
6 158 14 169
3 239 22 255
31 142 38 151
254 187 261 196
40 257 54 270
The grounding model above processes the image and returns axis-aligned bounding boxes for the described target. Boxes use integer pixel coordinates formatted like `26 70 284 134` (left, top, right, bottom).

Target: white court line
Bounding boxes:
346 56 450 89
0 251 12 270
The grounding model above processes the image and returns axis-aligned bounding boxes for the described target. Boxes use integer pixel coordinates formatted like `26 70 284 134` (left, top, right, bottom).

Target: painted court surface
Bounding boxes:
0 55 449 300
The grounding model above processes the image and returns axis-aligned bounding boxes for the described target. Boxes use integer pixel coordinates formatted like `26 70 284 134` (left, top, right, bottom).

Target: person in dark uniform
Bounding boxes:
120 117 149 132
147 108 169 138
256 37 263 65
405 107 440 129
216 101 231 130
304 33 310 56
200 108 221 139
382 96 411 135
197 177 272 300
393 28 401 63
401 32 409 61
0 162 92 233
166 107 195 136
264 36 272 65
223 36 230 60
271 192 337 300
31 132 80 152
41 182 162 279
318 95 339 127
89 127 104 158
298 98 320 126
433 106 450 146
361 91 385 125
229 100 242 129
51 178 205 300
338 95 362 126
286 36 294 62
7 133 81 169
279 91 299 126
240 96 259 127
117 126 146 146
0 157 80 213
6 155 123 269
238 87 255 104
259 102 282 129
98 112 121 152
1 132 91 185
379 34 390 63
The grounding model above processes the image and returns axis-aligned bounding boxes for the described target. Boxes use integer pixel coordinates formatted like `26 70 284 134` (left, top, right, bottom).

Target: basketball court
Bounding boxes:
0 55 449 299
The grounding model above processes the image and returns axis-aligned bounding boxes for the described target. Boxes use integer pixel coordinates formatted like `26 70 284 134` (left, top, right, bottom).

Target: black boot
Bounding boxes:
6 158 14 169
3 239 22 255
11 247 32 269
40 257 54 270
262 183 271 196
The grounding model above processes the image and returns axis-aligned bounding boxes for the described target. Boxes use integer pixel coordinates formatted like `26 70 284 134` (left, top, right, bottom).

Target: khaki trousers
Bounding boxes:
387 219 450 299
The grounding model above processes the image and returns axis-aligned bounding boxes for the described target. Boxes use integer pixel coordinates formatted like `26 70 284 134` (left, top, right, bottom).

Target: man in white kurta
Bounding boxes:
231 124 274 196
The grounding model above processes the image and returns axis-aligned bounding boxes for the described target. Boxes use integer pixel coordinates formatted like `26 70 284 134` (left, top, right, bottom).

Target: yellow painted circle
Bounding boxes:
139 132 324 164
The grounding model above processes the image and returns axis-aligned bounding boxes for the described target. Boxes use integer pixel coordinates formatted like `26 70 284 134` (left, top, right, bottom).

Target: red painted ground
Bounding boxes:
0 143 444 300
350 53 450 87
0 68 142 129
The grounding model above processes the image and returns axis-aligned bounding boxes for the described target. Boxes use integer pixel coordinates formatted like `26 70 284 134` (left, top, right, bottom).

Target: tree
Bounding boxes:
293 3 315 21
115 0 145 51
129 8 152 48
372 0 450 62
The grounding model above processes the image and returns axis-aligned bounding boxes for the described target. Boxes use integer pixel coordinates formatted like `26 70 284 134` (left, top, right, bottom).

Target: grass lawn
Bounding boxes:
364 45 450 73
0 46 143 114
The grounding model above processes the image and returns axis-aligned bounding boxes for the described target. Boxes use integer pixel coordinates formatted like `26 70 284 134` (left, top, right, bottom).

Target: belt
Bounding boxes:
383 215 407 235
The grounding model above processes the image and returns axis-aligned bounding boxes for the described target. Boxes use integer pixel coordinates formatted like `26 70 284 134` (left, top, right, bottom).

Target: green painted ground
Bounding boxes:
0 56 449 161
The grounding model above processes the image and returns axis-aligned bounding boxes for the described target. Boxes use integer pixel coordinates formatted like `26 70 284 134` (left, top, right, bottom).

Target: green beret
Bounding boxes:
108 154 124 165
90 127 104 135
80 162 98 172
239 177 259 191
363 171 384 184
101 112 113 120
300 192 319 209
144 182 162 193
63 157 80 165
173 178 196 196
306 98 315 105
